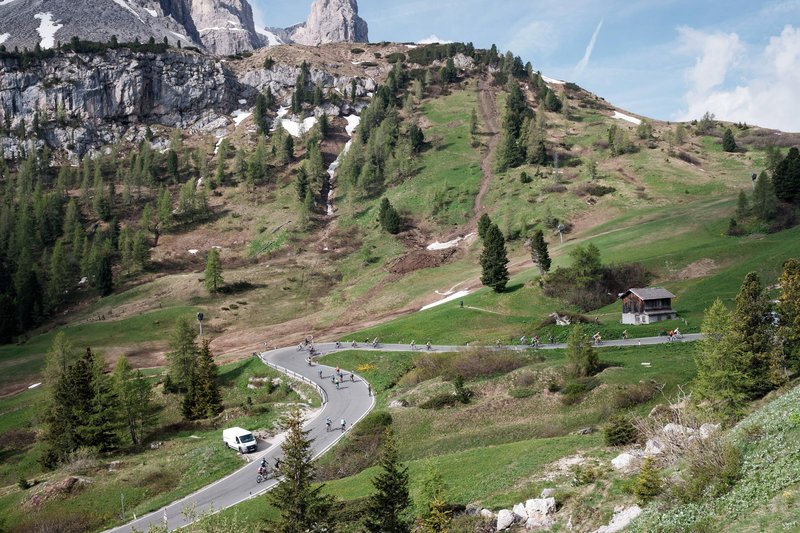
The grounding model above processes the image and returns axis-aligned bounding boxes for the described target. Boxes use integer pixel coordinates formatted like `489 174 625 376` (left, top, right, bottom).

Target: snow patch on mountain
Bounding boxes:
33 13 63 49
0 0 20 5
109 0 144 24
144 7 157 17
542 74 565 85
0 33 9 45
612 111 642 125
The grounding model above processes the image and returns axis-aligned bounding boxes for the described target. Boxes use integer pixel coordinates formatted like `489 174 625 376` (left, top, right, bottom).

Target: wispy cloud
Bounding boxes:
573 19 603 78
677 25 800 131
504 19 559 58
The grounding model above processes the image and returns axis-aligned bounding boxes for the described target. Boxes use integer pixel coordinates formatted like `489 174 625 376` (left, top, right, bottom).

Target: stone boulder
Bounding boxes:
389 399 409 409
496 509 517 531
611 452 640 473
540 488 556 498
512 502 528 521
662 423 694 438
592 505 643 533
699 423 720 439
524 497 556 529
479 508 495 520
644 438 664 456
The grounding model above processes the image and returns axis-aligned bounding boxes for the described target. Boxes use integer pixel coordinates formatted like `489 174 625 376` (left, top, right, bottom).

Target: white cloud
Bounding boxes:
677 25 800 132
574 19 603 78
677 26 742 96
504 19 559 58
417 35 453 45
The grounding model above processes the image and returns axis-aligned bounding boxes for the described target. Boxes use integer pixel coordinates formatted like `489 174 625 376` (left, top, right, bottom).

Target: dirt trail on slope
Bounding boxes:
469 78 501 230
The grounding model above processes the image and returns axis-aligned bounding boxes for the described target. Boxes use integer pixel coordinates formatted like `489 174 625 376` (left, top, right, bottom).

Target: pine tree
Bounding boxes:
194 338 223 418
113 355 154 446
254 92 270 135
81 350 123 451
477 213 492 240
695 299 751 419
166 317 199 390
95 253 113 296
566 325 599 377
157 188 173 233
634 457 662 504
544 89 562 112
752 171 777 221
722 128 737 152
365 429 411 533
733 272 776 398
378 198 401 234
204 248 224 293
735 190 750 220
530 229 551 275
480 223 509 292
268 409 334 533
777 259 800 372
166 149 179 181
416 462 450 532
48 239 72 308
773 147 800 204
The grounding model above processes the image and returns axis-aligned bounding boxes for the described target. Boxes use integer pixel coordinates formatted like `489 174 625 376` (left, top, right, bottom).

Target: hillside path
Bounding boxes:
107 334 700 532
470 77 500 229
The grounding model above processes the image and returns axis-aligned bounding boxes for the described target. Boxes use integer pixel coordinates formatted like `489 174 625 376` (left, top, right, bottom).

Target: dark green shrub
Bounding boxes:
453 375 473 404
509 387 535 399
604 415 637 446
520 171 532 184
561 377 599 405
18 477 31 490
386 52 406 63
419 392 458 410
634 457 662 504
350 48 365 54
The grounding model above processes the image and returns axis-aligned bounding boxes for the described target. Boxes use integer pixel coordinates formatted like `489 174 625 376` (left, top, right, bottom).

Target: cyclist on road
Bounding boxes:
326 417 332 432
340 419 347 431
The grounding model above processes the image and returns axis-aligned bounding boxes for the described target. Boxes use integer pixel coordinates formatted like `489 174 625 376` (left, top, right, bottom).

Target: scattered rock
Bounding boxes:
150 441 163 450
524 497 557 529
644 438 664 456
108 461 122 472
479 508 495 520
496 509 517 531
592 505 642 533
611 452 640 473
23 476 92 510
663 423 695 438
389 399 409 409
575 427 594 435
699 423 720 439
512 502 528 521
540 488 556 498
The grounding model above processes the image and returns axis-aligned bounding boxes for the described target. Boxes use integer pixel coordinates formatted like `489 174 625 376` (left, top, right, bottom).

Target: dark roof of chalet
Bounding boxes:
619 288 676 300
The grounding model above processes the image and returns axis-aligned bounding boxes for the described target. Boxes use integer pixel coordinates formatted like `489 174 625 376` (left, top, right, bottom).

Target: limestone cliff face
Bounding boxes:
0 0 264 56
288 0 368 46
189 0 265 55
0 49 248 158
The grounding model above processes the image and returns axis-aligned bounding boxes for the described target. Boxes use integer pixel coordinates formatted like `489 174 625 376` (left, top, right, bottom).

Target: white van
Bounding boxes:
223 427 258 453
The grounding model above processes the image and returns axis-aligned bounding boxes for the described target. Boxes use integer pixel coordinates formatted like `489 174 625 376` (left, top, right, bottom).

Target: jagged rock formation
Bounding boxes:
0 48 250 159
189 0 264 55
279 0 368 47
0 0 264 56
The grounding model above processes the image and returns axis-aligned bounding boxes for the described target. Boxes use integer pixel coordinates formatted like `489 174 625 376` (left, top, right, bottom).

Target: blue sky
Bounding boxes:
252 0 800 131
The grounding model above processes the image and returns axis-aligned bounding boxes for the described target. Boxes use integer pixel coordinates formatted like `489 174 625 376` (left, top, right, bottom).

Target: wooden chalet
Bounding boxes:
619 287 677 325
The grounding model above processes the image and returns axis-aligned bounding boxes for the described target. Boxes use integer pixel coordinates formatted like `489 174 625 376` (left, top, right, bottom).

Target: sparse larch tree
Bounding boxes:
566 325 599 377
204 248 224 294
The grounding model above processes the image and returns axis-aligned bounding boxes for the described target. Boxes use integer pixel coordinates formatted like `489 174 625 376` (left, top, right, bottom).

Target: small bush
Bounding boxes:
571 462 605 486
402 349 524 385
18 477 31 490
634 457 662 504
520 171 532 184
350 47 365 54
673 436 742 503
453 375 473 404
561 377 598 405
509 387 535 399
576 183 616 197
386 52 406 63
361 61 379 68
604 415 638 446
543 183 567 194
613 382 658 409
419 392 459 410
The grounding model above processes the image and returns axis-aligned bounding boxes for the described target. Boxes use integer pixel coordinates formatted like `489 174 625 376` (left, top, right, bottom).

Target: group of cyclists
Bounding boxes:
256 456 281 483
325 416 347 432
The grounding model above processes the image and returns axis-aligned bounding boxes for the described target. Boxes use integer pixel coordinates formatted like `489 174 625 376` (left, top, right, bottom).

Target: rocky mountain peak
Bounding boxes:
289 0 368 46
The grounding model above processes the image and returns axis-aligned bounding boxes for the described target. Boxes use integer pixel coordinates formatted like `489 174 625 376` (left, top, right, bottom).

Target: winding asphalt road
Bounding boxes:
107 334 700 532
